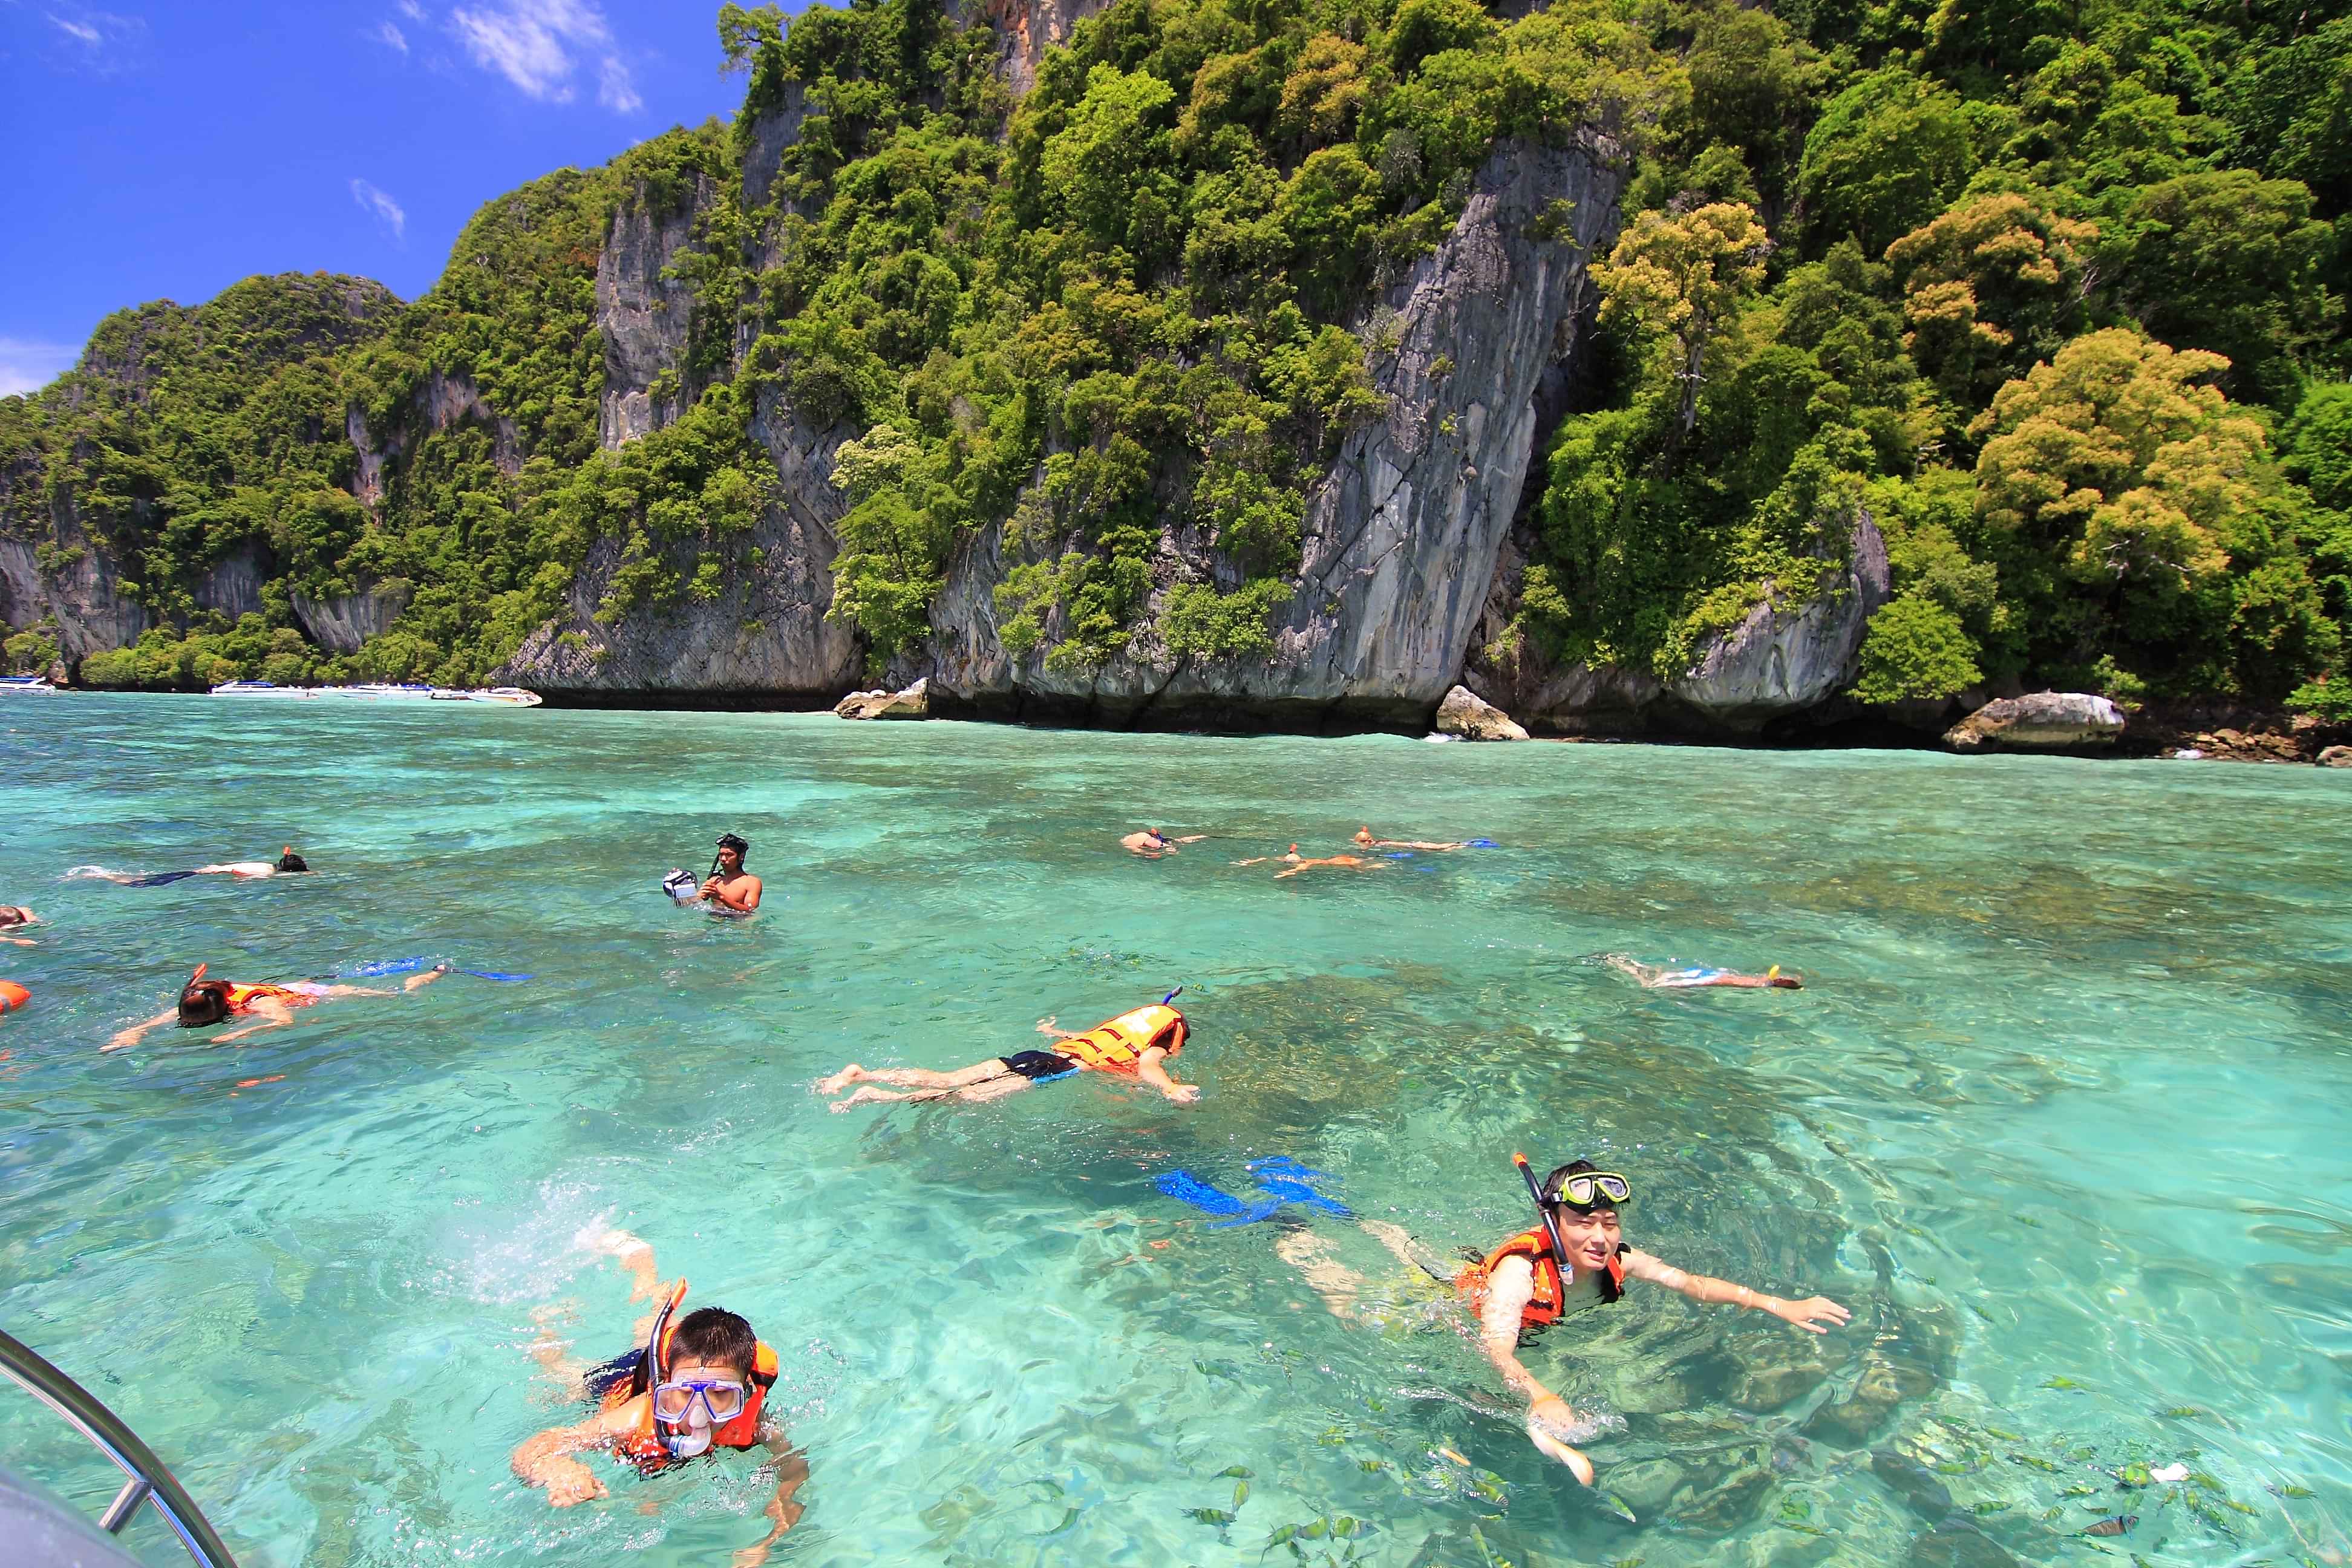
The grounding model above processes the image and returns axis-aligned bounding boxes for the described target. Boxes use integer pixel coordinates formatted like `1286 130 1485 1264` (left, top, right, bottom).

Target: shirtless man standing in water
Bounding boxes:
701 834 762 913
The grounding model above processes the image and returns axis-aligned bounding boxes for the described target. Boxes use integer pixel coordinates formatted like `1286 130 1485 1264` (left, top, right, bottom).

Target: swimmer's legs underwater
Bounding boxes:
817 1060 1036 1111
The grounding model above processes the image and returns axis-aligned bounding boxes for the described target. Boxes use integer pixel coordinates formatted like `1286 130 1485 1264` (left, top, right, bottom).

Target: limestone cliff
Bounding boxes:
1467 509 1892 736
913 136 1625 727
597 180 711 449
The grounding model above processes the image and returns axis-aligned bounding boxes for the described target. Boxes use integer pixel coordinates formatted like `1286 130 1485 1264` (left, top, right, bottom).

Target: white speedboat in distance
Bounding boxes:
0 675 58 693
211 680 316 697
211 679 541 706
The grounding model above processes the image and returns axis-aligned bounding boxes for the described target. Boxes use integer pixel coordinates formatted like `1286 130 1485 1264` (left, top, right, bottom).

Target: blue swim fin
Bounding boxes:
1156 1170 1250 1217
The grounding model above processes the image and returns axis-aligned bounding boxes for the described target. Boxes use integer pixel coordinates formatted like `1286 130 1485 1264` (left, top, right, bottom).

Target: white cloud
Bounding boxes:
0 338 80 399
350 178 407 243
41 5 144 70
397 0 427 18
446 0 638 113
596 53 639 113
376 19 408 53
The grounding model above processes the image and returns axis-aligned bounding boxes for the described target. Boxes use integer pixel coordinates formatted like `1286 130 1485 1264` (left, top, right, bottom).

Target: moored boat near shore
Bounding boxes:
208 680 541 705
0 675 59 693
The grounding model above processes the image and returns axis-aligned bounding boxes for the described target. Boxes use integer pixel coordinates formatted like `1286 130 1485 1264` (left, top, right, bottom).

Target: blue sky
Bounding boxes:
0 1 768 395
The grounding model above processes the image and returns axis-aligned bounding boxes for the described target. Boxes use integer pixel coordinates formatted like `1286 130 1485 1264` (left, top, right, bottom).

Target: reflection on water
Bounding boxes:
2 698 2348 1566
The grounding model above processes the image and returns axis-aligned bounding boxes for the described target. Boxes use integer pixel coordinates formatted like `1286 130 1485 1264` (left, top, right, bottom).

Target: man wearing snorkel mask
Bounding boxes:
1455 1160 1849 1485
514 1234 805 1558
1277 1158 1849 1488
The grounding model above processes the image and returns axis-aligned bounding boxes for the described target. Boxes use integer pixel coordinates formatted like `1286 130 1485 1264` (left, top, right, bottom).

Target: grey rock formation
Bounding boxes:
347 371 522 501
835 676 929 719
598 181 708 449
293 581 413 654
1436 684 1528 740
1472 509 1890 736
741 85 808 207
1945 692 2125 750
495 388 863 696
0 529 148 661
195 546 269 621
1667 509 1892 731
918 136 1622 727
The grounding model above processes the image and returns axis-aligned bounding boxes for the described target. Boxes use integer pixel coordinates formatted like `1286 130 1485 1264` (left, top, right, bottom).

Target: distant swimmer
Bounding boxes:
76 847 311 886
700 834 762 913
1277 1157 1849 1488
1355 827 1469 851
103 960 451 1051
1233 844 1305 867
1 906 36 947
515 1229 805 1557
1122 828 1207 857
1607 955 1802 990
818 992 1198 1111
1273 851 1392 881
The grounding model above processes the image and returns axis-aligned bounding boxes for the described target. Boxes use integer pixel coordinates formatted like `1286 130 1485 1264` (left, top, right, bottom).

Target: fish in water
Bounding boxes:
2083 1514 2138 1537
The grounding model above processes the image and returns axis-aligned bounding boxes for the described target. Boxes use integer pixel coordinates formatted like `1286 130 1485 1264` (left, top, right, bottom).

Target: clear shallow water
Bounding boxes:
4 696 2350 1567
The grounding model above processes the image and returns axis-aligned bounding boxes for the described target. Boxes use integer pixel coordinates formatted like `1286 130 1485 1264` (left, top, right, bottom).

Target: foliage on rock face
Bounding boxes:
1511 0 2352 710
4 0 2350 713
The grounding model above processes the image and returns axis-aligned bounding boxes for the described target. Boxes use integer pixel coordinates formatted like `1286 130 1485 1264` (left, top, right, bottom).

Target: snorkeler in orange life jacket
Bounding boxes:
1275 1157 1852 1489
102 961 452 1051
815 993 1198 1111
512 1232 805 1562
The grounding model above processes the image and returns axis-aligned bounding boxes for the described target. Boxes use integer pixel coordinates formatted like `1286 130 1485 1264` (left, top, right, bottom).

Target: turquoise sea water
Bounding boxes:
4 695 2350 1567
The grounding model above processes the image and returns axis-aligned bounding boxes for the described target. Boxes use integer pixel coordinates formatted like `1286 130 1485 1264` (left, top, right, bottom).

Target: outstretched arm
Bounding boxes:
1622 1250 1849 1333
1134 1045 1198 1104
512 1411 621 1508
215 999 298 1044
103 1009 177 1053
733 1435 810 1567
1474 1256 1594 1485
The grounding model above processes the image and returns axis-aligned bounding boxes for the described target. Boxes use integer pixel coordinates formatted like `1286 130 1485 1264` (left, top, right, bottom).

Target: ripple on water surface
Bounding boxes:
2 696 2350 1566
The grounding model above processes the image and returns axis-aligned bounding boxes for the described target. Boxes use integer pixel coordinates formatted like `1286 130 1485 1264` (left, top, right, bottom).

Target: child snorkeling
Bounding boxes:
1278 1158 1849 1486
514 1230 806 1558
104 962 451 1051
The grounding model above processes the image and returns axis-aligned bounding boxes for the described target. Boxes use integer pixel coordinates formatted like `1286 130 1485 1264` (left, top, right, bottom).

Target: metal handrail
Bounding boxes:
0 1327 240 1567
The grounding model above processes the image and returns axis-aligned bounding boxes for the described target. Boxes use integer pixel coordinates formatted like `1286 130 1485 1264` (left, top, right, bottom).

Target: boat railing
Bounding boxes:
0 1328 240 1567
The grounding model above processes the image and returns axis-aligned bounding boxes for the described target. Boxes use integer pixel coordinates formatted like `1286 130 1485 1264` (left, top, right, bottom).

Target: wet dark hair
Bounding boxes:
1543 1158 1628 1214
716 834 749 866
668 1307 757 1375
1769 973 1802 989
178 980 232 1028
275 851 309 873
0 905 28 927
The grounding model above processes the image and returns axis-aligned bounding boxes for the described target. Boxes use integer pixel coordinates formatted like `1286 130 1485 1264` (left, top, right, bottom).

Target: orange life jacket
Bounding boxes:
1054 1003 1187 1074
224 981 312 1014
1455 1230 1625 1331
601 1282 779 1474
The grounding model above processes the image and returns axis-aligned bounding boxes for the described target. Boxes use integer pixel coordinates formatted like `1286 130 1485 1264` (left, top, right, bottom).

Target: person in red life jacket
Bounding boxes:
816 993 1199 1111
103 962 452 1051
1277 1159 1849 1488
513 1232 806 1559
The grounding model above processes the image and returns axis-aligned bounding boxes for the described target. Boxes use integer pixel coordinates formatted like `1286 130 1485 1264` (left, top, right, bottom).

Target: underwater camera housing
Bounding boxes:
659 869 701 902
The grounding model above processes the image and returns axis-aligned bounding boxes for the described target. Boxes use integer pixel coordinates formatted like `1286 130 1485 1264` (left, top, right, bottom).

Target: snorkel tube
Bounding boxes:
634 1279 713 1460
1514 1152 1570 1273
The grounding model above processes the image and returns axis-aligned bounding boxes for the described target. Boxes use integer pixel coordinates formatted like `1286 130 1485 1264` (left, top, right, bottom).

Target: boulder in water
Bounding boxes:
1944 692 2124 751
1436 685 1529 741
834 677 929 720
